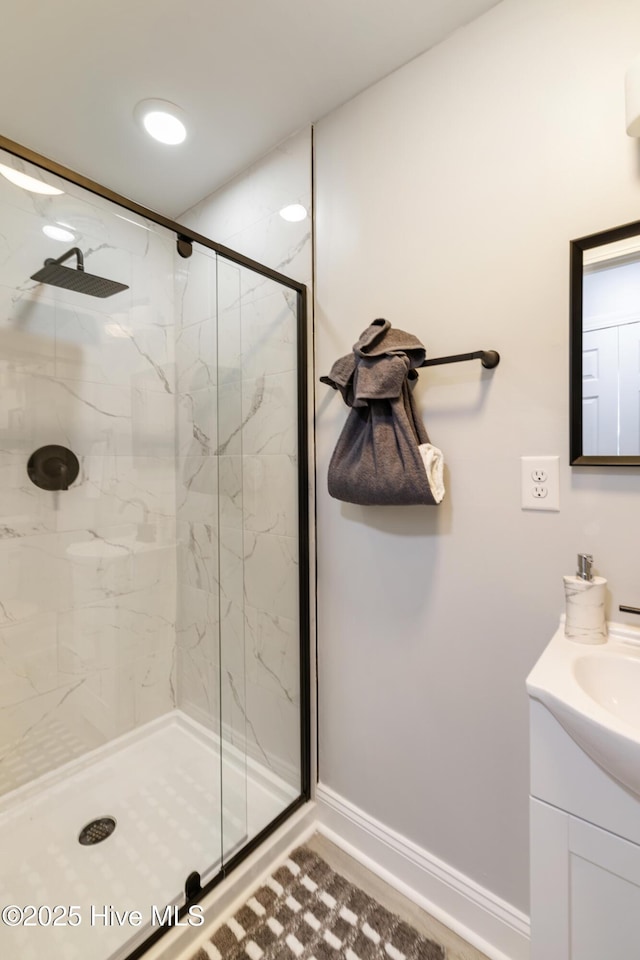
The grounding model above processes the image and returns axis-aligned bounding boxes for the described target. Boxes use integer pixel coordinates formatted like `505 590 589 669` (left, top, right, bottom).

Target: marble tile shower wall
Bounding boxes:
0 168 177 795
179 129 311 787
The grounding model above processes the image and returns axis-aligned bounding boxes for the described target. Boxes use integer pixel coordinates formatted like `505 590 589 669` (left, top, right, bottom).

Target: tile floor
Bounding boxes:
305 835 491 960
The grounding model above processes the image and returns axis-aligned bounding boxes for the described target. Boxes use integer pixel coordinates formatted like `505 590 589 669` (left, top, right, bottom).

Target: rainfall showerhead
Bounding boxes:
30 247 129 299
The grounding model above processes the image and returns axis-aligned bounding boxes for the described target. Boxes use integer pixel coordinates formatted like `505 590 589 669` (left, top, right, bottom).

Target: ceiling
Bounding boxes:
0 0 500 218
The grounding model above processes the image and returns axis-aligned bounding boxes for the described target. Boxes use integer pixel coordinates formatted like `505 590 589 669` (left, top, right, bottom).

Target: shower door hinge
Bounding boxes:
177 236 193 258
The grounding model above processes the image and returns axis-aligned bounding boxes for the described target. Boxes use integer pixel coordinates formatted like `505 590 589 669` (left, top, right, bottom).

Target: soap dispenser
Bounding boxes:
563 553 607 643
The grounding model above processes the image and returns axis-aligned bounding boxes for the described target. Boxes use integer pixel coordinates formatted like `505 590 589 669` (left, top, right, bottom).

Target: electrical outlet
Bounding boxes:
521 456 560 511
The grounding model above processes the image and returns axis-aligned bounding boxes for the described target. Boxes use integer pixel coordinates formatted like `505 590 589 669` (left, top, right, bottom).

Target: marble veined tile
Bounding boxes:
241 287 297 381
130 383 176 457
216 256 241 385
242 454 298 538
12 371 133 457
0 453 56 539
218 527 246 754
0 613 59 705
177 385 218 459
176 585 220 726
243 531 298 623
175 246 216 329
57 585 175 738
217 302 242 385
133 646 176 726
219 455 243 530
0 282 56 376
130 228 175 310
219 526 244 611
176 579 221 728
55 302 175 393
240 371 297 456
244 678 301 787
62 581 175 665
176 455 218 524
53 454 176 535
244 604 299 706
177 519 219 594
216 380 243 456
220 664 248 761
176 646 219 731
5 370 175 459
64 528 176 609
0 526 176 625
0 531 69 625
229 216 310 301
176 584 219 657
176 315 217 393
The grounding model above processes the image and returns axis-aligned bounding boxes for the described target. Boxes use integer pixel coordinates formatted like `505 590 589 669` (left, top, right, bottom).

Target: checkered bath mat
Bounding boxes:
191 845 444 960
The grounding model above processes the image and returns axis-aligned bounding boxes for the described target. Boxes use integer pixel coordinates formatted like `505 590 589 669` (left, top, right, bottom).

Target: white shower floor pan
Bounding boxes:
0 711 297 960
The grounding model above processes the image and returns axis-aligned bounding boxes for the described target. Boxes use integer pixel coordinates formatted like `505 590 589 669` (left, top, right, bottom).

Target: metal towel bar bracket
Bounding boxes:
420 349 500 369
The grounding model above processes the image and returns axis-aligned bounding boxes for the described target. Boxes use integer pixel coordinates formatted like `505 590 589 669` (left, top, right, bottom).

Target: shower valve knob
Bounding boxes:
27 445 80 491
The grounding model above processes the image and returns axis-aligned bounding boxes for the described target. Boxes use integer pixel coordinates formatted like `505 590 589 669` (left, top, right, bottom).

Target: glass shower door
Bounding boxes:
174 240 226 888
216 253 302 865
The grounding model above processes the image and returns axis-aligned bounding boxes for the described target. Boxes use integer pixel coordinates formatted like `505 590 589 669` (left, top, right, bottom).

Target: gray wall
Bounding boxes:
314 0 640 913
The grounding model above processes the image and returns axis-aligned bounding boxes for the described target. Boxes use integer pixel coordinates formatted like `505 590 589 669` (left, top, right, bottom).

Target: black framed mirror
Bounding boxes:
570 218 640 465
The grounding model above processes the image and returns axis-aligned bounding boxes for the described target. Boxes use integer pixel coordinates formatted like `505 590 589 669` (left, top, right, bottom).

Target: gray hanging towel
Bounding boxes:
321 319 445 506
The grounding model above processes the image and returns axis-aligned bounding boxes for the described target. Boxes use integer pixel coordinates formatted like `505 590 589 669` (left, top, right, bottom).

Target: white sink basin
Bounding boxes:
574 654 640 727
527 622 640 798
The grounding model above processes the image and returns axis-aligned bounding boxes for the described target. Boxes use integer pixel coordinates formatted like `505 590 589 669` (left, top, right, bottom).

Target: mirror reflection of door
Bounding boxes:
582 242 640 456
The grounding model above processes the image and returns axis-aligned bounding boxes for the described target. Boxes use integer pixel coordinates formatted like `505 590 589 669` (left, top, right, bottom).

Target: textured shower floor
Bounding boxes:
0 712 297 960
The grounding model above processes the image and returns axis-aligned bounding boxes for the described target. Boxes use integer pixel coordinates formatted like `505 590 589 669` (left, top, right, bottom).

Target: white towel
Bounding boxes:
418 443 445 503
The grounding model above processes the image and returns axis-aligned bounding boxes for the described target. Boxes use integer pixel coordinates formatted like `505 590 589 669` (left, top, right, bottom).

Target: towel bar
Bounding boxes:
420 349 500 369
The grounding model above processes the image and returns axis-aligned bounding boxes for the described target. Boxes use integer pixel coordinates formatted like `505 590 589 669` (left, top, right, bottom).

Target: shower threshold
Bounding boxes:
0 712 296 960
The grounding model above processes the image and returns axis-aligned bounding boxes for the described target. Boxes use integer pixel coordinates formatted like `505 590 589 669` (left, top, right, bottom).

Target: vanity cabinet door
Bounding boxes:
531 798 640 960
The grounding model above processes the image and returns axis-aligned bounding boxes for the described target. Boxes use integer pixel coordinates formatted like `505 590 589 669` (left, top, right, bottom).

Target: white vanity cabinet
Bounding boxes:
529 698 640 959
530 797 640 959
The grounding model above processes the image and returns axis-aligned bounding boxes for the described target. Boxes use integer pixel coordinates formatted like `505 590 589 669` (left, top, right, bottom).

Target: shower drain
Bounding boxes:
78 816 117 846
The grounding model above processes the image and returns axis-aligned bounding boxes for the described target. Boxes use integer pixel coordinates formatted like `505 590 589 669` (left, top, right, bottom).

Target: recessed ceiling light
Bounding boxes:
279 204 307 222
134 99 187 145
42 224 76 242
0 163 63 195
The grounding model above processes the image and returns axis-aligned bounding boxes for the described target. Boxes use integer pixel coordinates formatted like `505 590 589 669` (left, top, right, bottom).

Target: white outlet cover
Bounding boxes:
521 456 560 511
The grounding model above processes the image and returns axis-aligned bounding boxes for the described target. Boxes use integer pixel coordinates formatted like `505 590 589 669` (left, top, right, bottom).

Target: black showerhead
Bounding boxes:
30 247 129 299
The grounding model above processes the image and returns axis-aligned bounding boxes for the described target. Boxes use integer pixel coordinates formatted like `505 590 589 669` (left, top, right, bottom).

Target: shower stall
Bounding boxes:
0 139 310 960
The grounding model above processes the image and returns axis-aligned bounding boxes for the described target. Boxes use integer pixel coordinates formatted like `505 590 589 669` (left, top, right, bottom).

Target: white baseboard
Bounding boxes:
315 783 530 960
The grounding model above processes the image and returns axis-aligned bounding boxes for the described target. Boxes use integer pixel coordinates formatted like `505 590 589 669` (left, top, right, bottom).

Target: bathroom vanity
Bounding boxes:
527 623 640 958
